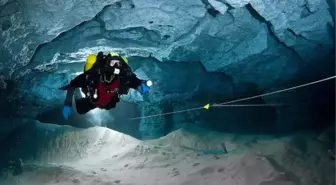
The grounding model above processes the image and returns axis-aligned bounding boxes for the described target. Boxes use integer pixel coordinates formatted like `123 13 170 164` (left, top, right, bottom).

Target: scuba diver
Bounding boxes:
59 52 152 120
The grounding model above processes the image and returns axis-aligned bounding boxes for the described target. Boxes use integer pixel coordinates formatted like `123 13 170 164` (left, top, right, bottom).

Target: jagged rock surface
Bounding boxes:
0 0 118 78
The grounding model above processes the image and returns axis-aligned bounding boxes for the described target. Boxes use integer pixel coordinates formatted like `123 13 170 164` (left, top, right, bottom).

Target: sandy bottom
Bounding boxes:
0 126 334 185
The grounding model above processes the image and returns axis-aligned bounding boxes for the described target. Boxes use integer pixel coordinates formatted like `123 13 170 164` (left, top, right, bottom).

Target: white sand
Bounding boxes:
0 126 334 185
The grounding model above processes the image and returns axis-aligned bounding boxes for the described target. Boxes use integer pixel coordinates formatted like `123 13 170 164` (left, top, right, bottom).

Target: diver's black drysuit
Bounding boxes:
60 52 143 114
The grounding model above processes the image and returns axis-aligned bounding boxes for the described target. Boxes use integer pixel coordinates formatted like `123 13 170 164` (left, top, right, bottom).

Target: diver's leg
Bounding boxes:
75 98 96 114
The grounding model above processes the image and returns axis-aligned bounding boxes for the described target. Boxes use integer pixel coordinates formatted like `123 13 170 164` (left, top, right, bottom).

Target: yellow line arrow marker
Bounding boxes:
203 104 210 110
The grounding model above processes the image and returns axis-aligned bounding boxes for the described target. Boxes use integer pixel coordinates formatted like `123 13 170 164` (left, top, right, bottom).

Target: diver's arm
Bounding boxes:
118 67 150 92
120 66 152 93
60 73 89 120
64 86 75 106
61 86 74 120
60 73 87 106
124 70 143 89
69 73 89 88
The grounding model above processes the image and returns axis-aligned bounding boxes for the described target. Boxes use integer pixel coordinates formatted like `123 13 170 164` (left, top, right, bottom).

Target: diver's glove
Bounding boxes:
62 105 72 120
137 80 152 94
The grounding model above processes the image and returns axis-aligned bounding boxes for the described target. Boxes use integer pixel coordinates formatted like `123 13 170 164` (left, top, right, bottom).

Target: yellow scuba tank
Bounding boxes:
84 54 97 72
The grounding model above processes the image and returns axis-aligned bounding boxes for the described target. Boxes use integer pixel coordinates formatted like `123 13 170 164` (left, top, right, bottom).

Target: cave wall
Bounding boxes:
0 0 334 140
0 0 119 78
2 0 334 81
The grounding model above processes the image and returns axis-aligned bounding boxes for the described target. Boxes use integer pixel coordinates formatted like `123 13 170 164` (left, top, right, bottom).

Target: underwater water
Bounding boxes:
0 0 335 184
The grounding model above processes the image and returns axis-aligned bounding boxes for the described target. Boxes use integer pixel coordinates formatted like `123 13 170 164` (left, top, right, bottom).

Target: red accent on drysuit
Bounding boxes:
95 79 120 108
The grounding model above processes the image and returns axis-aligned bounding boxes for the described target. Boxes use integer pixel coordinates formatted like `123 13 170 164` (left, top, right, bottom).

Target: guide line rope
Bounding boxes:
129 75 336 120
